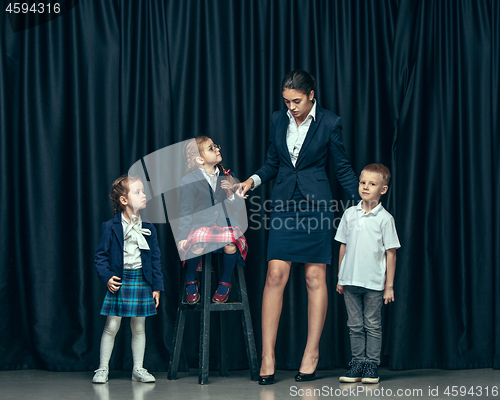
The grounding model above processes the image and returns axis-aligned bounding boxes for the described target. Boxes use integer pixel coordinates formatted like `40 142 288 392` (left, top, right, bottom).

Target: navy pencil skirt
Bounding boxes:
267 185 335 265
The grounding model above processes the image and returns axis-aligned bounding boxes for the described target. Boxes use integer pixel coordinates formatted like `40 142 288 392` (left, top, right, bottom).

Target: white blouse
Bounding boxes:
251 100 317 188
121 214 151 269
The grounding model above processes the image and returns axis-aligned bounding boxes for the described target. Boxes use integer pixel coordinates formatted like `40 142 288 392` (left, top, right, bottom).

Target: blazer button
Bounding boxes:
294 170 297 174
214 199 218 203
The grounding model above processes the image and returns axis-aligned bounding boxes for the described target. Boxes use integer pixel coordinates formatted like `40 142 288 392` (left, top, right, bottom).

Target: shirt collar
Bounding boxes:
122 213 141 225
287 99 317 122
199 167 219 178
357 201 383 216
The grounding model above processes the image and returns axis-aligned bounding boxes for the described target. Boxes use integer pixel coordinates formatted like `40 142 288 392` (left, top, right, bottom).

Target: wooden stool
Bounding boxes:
167 253 259 384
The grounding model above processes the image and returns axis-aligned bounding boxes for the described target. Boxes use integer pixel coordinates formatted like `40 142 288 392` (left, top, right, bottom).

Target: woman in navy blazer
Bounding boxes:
240 70 360 384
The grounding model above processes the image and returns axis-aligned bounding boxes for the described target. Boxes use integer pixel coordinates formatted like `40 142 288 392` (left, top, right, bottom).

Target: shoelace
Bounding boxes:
94 368 108 375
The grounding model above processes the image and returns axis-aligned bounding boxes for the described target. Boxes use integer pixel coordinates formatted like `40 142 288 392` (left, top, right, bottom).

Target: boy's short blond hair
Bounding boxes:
361 163 391 186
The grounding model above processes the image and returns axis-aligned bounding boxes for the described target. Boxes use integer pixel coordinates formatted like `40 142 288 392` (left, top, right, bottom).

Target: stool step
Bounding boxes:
168 254 259 384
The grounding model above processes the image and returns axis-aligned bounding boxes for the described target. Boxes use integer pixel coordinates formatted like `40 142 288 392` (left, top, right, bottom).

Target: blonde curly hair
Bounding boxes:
184 136 236 186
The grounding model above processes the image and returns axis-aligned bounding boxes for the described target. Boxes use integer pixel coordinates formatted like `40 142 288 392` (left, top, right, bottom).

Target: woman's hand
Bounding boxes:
107 276 122 293
177 240 187 251
152 291 160 307
238 178 254 197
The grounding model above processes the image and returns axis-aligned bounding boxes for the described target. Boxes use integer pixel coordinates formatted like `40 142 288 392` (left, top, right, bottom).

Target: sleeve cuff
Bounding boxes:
250 174 261 190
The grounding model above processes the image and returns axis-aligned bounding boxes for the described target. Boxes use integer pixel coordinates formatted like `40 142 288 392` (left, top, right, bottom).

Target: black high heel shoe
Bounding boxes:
294 369 317 382
295 359 319 382
258 370 276 385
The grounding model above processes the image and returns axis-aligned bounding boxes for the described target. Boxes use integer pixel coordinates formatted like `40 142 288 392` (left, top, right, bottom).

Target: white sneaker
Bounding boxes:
92 368 109 383
132 368 156 383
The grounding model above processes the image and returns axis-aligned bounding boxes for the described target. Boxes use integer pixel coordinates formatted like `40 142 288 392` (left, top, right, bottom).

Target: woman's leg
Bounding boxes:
299 263 328 374
99 315 122 369
260 259 292 376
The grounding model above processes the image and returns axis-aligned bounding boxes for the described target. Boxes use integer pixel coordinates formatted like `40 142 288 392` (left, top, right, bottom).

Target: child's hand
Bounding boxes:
177 240 187 251
107 276 122 293
336 284 344 294
383 288 395 304
152 291 160 308
221 179 234 197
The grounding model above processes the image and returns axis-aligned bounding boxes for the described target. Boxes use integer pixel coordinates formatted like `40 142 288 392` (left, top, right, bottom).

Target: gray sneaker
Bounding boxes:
92 368 109 383
132 368 156 383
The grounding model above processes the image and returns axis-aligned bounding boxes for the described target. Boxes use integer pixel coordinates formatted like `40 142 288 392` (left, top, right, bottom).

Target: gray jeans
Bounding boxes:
343 285 383 364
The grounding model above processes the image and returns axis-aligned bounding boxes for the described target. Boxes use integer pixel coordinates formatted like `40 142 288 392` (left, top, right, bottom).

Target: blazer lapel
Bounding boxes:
296 106 324 167
214 174 224 195
112 213 124 250
276 112 293 167
193 169 212 193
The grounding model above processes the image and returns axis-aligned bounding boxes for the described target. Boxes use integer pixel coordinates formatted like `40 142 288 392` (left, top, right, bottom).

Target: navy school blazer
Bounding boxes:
176 169 247 242
94 212 164 292
254 104 360 205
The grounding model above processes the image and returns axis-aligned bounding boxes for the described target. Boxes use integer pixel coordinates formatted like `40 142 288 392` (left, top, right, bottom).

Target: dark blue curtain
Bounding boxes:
0 0 498 371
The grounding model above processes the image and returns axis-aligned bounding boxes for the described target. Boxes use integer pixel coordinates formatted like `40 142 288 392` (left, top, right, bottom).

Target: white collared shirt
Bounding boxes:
334 202 401 291
251 101 317 188
121 214 143 270
200 167 219 191
286 100 317 166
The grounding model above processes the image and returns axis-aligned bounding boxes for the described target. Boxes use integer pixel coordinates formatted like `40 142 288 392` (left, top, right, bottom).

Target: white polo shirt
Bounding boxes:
334 202 401 291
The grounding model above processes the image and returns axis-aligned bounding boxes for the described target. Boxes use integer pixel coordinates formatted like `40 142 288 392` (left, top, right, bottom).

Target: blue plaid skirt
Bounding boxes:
100 269 156 317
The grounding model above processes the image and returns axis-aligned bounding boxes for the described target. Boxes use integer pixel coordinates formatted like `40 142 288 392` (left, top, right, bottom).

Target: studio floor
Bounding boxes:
0 368 499 400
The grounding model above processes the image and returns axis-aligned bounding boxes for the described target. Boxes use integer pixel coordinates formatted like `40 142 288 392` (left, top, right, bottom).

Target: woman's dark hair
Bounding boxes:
280 70 316 95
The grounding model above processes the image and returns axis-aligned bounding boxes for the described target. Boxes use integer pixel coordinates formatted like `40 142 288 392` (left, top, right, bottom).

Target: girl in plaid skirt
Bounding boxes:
93 175 164 383
177 136 248 304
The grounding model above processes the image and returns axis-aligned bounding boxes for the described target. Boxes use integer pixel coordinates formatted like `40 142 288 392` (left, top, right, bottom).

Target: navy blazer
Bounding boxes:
254 104 360 205
95 213 164 292
176 169 247 242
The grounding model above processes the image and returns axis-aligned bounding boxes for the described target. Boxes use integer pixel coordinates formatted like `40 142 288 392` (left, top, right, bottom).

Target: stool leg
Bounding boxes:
168 267 188 380
199 254 212 385
219 312 228 377
237 263 259 381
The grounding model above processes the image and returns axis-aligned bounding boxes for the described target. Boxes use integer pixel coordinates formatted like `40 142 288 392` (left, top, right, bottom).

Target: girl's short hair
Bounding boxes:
109 174 141 215
361 163 391 186
281 70 316 95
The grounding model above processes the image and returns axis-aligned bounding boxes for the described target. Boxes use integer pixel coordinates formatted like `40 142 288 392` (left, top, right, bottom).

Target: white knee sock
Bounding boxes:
99 316 122 369
130 317 146 370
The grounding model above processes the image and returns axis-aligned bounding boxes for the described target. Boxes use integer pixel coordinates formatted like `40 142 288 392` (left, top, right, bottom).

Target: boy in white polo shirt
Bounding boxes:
335 163 400 384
